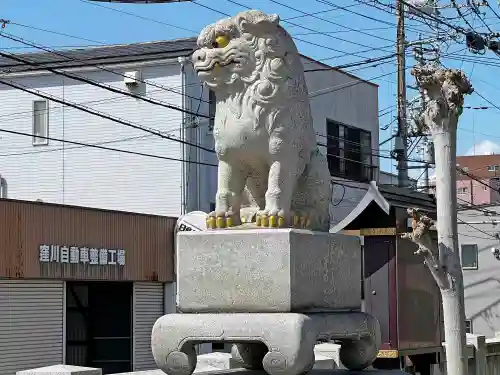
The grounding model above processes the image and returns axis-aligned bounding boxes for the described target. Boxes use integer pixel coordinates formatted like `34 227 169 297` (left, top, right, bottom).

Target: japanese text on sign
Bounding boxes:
39 245 126 266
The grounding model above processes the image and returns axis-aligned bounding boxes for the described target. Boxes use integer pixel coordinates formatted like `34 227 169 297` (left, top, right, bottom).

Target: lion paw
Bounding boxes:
254 209 315 229
256 214 286 228
292 214 312 229
206 211 241 229
255 209 288 228
240 206 259 224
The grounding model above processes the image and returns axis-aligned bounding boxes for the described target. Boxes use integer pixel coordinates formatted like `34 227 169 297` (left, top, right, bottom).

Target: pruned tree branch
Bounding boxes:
401 208 450 290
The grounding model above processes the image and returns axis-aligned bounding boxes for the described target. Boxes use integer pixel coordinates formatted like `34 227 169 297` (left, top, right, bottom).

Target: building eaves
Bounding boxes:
329 181 436 233
300 54 379 88
0 38 198 73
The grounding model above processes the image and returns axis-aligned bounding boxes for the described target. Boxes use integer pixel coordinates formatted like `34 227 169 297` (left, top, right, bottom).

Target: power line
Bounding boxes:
0 44 211 120
304 53 398 72
294 26 395 37
0 81 202 122
192 0 396 59
485 1 500 23
457 167 499 192
3 22 399 85
5 21 194 57
267 0 395 43
283 3 362 21
0 76 215 153
0 127 217 166
458 217 497 238
0 72 428 170
308 64 412 98
0 32 209 104
0 31 406 109
399 0 467 34
0 123 203 157
78 0 197 34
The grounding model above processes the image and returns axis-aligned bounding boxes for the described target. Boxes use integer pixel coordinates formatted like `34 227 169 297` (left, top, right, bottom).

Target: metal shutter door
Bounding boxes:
0 280 64 375
133 282 164 371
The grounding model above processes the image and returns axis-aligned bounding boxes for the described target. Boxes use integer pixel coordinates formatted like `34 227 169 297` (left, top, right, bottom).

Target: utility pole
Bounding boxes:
396 0 409 187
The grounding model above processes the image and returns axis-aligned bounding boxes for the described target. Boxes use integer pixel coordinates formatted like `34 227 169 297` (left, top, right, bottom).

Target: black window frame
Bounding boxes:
326 119 375 182
465 319 473 334
461 244 479 270
208 89 216 132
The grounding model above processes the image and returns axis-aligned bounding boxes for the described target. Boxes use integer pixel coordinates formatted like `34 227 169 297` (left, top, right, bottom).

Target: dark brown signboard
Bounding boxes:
0 199 176 282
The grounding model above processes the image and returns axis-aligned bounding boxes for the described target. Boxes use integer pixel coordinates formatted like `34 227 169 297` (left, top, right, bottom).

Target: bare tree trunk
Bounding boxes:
406 65 473 375
433 127 468 375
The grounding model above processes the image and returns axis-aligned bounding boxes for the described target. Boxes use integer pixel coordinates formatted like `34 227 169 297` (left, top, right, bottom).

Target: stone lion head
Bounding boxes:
192 9 306 104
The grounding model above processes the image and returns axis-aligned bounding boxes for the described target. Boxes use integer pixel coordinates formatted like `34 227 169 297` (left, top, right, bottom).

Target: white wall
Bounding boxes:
302 56 379 225
0 54 380 224
0 61 187 216
459 207 500 338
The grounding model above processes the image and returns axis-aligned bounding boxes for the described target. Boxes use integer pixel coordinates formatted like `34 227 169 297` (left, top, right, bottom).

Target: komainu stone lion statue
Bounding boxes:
192 10 332 231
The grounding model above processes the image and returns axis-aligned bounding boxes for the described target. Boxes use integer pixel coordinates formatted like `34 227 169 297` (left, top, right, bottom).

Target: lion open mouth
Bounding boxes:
195 59 240 73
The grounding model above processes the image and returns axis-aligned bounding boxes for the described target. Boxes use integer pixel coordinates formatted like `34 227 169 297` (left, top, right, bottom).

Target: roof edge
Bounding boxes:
300 54 379 88
329 181 390 233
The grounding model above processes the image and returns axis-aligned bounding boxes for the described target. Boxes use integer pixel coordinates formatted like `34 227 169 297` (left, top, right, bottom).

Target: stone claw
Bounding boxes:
256 214 286 228
206 212 238 229
292 215 311 229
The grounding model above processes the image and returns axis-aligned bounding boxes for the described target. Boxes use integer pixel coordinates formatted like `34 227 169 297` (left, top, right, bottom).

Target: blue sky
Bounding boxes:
2 0 500 177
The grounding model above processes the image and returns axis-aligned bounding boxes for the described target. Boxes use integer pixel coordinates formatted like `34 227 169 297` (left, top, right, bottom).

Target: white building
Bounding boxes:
457 206 500 338
0 38 380 225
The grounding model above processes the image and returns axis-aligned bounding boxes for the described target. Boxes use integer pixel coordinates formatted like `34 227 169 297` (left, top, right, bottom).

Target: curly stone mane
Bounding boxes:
194 10 311 133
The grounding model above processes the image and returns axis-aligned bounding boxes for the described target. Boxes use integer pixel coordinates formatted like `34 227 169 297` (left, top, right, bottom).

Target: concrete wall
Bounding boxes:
302 57 379 225
459 206 500 338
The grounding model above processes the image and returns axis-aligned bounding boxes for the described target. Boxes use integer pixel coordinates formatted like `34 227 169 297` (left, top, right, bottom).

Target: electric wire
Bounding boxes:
0 127 218 166
0 32 209 104
0 76 215 153
261 0 395 43
192 0 397 60
79 0 198 34
0 45 211 119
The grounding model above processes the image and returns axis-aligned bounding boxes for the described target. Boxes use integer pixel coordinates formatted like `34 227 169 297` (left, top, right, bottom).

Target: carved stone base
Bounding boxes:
151 312 380 375
176 229 362 313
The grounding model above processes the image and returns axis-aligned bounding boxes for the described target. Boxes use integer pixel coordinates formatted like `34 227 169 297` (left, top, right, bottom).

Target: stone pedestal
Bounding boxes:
152 228 380 375
16 365 101 375
193 369 410 375
176 229 361 313
151 312 380 375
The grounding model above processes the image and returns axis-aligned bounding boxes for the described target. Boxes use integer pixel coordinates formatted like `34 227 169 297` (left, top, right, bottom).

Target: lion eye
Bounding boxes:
214 35 230 49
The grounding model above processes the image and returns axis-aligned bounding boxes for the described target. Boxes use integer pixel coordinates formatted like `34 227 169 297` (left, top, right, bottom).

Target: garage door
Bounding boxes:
133 282 164 371
0 280 64 375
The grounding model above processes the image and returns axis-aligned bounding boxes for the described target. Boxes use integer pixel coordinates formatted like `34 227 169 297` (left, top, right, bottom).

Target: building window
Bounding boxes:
212 343 225 351
208 89 216 132
33 100 49 145
465 320 473 334
461 244 478 269
457 187 468 194
487 165 499 172
326 120 374 182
